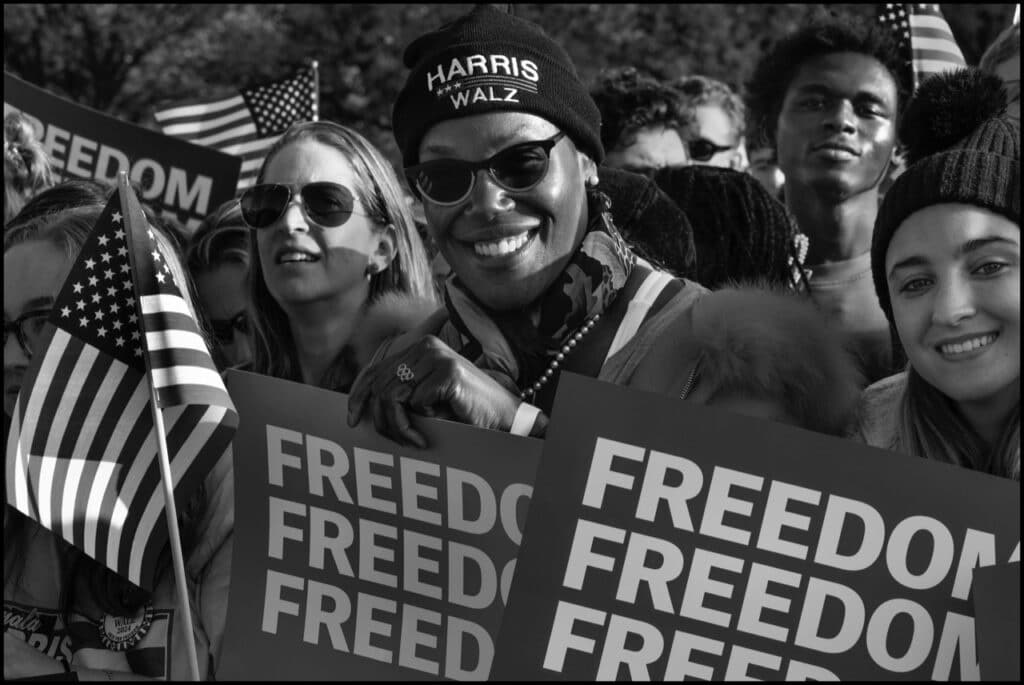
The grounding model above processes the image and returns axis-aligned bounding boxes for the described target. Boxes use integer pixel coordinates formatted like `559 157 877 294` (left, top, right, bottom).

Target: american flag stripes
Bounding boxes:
877 4 967 91
153 64 318 193
5 182 237 591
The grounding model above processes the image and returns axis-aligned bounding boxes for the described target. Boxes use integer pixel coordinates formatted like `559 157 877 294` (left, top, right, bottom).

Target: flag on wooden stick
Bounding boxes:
153 63 319 193
5 180 237 591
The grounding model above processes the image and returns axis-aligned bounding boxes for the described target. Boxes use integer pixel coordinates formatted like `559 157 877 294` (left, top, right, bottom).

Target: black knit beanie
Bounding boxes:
873 68 1021 324
653 166 800 288
392 5 604 166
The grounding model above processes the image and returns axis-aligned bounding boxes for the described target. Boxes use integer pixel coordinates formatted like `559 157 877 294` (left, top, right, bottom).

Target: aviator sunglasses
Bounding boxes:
405 131 566 206
239 182 368 229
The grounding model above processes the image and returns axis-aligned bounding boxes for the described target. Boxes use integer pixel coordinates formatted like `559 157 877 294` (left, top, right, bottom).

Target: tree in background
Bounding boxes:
4 3 1015 170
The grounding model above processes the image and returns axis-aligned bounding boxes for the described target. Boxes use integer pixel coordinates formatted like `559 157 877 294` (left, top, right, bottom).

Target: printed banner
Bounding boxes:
3 72 240 231
972 562 1020 680
218 370 542 680
493 373 1020 681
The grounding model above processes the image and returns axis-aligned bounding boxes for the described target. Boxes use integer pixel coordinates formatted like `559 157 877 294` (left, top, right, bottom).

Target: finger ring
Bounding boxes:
397 363 415 383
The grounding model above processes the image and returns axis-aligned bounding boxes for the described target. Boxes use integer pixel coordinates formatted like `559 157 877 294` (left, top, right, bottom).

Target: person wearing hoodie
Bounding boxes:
241 121 438 391
855 69 1020 480
4 205 234 680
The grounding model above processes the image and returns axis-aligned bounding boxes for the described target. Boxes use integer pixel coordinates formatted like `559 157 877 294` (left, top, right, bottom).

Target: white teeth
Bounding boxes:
473 232 530 257
940 334 996 355
278 252 317 263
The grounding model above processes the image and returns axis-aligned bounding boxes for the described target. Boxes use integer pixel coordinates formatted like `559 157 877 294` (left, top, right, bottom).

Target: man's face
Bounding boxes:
775 52 899 202
604 125 689 174
685 104 747 170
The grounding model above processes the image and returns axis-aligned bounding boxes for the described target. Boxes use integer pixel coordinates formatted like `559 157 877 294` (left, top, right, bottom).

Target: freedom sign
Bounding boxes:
218 371 541 680
4 72 240 231
492 373 1020 680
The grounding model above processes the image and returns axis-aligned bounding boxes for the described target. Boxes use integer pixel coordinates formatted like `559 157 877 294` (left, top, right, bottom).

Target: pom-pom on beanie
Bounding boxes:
872 68 1021 324
392 5 604 167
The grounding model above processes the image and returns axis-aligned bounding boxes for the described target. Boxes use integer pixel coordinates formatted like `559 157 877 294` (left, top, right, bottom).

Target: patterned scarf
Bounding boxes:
444 190 636 390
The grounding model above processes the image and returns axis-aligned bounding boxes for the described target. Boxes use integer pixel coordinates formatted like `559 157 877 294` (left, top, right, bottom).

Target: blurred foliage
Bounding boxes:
4 3 1017 170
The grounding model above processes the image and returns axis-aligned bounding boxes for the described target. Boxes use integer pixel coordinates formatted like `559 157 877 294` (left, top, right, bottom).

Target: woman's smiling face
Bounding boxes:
886 203 1020 408
417 112 595 311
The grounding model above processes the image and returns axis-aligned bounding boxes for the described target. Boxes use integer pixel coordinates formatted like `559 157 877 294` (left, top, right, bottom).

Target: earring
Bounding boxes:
587 175 600 187
365 263 378 279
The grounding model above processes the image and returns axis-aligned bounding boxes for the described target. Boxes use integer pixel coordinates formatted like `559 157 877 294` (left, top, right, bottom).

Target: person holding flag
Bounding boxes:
4 178 235 679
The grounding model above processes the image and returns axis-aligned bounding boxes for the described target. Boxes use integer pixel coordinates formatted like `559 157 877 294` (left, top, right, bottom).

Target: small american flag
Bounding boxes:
877 4 966 91
6 180 237 591
153 64 319 193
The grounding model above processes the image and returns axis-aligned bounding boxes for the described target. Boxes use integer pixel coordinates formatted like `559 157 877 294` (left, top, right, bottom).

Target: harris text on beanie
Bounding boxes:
391 5 604 167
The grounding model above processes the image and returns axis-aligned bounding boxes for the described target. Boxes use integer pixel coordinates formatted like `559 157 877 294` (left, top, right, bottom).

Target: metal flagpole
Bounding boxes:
311 59 320 122
118 172 201 681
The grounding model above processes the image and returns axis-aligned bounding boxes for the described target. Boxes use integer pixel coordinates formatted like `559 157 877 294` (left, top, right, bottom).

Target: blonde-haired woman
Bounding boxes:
242 121 437 391
4 112 55 224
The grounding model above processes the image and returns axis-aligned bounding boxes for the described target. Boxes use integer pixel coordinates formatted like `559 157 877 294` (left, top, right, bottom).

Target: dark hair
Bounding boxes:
591 67 688 154
653 166 811 291
746 14 910 149
6 178 111 229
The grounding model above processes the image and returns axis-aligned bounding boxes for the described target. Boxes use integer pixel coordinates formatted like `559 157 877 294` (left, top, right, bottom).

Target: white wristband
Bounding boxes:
510 401 541 436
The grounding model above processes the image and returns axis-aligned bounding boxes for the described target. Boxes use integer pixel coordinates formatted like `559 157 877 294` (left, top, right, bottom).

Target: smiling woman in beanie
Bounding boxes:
855 68 1020 480
347 5 707 444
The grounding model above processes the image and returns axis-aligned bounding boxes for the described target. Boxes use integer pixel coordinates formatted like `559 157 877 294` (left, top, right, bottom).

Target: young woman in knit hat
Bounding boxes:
347 5 708 444
856 68 1020 480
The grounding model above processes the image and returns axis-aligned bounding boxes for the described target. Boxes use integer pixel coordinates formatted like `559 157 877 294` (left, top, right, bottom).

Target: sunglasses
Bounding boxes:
209 311 249 346
687 138 736 162
405 132 566 206
239 182 367 229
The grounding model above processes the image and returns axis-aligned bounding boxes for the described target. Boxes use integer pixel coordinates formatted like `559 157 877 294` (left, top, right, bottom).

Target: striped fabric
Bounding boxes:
5 181 237 591
153 65 318 193
878 4 967 91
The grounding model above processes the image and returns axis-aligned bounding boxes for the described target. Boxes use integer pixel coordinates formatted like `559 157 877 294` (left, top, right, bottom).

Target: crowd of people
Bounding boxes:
4 5 1020 679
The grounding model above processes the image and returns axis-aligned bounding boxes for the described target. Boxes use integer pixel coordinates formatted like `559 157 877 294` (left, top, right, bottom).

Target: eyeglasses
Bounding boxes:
239 182 368 229
209 311 249 346
4 308 52 359
405 132 566 206
687 138 736 162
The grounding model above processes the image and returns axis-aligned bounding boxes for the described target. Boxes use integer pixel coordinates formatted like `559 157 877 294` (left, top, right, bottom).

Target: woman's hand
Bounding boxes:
347 335 521 447
4 632 67 679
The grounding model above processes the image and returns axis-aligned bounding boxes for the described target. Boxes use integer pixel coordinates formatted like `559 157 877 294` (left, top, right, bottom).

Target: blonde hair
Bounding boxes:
4 112 56 224
248 121 437 383
897 367 1020 480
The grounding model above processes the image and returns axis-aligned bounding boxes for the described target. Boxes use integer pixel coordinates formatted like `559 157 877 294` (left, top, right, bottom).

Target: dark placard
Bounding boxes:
973 562 1020 681
218 370 542 680
4 72 240 231
493 373 1020 680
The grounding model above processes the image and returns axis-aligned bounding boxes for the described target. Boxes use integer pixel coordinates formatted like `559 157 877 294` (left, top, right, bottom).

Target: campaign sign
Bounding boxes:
218 370 541 680
492 373 1020 681
4 72 240 231
972 562 1020 680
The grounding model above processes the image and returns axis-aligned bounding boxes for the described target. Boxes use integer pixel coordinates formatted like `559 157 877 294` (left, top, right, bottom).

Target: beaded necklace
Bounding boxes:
519 314 601 401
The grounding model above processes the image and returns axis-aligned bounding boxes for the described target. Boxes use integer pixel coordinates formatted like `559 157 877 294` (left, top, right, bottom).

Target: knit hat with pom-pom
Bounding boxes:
872 67 1020 324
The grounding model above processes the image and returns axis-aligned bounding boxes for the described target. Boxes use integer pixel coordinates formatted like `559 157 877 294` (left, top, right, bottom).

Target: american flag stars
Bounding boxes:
56 209 146 363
